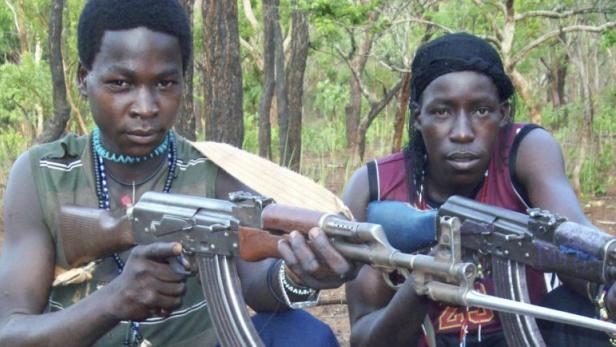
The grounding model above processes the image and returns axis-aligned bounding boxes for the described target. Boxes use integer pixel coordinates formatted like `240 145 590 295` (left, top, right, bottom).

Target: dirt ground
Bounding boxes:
0 186 614 346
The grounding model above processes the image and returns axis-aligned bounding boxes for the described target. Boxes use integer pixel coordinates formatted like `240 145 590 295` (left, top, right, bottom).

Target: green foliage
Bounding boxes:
0 0 614 199
0 6 19 63
312 79 346 120
580 143 613 196
308 0 381 46
602 30 616 48
0 53 52 128
0 128 27 167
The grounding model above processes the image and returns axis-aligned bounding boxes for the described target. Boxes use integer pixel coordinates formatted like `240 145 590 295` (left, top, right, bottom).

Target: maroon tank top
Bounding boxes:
371 123 547 340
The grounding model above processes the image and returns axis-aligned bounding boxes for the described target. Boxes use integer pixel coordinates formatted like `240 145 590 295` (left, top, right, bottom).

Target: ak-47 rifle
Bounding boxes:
368 196 616 347
59 192 616 347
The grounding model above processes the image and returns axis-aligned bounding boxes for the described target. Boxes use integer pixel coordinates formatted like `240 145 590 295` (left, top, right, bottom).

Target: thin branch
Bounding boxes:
515 6 615 21
334 45 377 103
242 0 259 31
482 35 501 47
389 18 455 33
510 22 616 68
4 0 20 34
240 37 264 71
473 0 507 14
374 57 411 73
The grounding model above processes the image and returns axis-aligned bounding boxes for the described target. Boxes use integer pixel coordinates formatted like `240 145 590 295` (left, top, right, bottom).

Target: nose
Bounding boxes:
130 86 159 118
449 112 475 143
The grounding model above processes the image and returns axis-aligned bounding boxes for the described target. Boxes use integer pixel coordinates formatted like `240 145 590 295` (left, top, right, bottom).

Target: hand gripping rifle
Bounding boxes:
368 196 616 347
59 192 616 347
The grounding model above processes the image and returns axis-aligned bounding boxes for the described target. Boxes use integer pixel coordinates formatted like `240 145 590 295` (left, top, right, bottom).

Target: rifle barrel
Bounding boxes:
463 287 616 334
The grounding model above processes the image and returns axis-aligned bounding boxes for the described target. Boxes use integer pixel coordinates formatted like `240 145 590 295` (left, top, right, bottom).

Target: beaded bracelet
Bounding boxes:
595 284 616 346
278 260 320 309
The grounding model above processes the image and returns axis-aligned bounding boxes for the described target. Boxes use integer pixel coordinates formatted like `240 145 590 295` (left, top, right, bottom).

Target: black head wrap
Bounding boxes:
410 32 513 103
404 32 515 207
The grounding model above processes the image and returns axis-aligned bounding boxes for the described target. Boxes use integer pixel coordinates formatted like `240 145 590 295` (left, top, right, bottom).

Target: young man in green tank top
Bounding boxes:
0 1 355 346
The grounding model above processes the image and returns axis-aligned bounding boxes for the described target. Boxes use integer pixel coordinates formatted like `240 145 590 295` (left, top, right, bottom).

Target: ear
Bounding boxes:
77 63 89 98
498 101 511 127
410 102 423 131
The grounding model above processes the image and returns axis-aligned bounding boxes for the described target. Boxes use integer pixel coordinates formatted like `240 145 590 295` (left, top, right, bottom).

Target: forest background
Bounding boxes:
0 0 615 344
0 0 615 197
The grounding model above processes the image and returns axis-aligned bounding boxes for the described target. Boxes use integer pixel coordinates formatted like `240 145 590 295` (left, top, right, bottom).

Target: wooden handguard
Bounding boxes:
261 205 325 234
60 206 134 267
238 226 289 262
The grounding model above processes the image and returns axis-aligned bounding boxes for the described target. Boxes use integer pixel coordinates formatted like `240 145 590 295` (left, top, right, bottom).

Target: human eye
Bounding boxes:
473 106 492 119
158 79 178 90
105 79 131 91
430 107 452 119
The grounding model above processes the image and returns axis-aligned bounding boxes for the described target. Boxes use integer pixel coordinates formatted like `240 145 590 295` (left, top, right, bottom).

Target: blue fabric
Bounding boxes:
367 201 437 253
539 285 612 347
253 310 339 347
217 310 339 347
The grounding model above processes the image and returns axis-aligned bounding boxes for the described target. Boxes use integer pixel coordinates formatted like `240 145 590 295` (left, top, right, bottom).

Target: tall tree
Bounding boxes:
271 1 290 167
202 0 244 146
281 0 309 171
258 0 275 159
176 0 196 141
341 6 379 154
38 0 70 143
4 0 28 58
258 0 309 170
468 0 616 124
568 33 595 197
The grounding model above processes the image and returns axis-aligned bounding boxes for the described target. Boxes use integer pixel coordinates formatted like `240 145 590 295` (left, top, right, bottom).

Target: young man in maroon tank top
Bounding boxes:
342 33 615 346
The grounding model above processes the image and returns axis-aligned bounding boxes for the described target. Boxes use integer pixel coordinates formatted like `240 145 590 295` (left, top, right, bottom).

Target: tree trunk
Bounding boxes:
509 69 542 124
271 0 290 166
283 0 309 171
258 0 276 159
344 23 376 150
345 75 362 150
356 79 403 160
570 38 594 197
550 49 568 110
392 71 411 153
202 0 244 147
38 0 70 144
176 0 196 141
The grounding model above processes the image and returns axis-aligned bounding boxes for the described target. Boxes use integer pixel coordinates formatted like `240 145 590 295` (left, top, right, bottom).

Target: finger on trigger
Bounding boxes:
145 242 181 260
309 227 350 275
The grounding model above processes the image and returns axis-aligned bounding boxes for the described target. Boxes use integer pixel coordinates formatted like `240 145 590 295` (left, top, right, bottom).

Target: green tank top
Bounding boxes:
29 132 219 346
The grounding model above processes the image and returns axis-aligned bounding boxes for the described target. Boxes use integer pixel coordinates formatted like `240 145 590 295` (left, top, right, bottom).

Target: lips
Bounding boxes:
445 151 480 171
125 129 160 145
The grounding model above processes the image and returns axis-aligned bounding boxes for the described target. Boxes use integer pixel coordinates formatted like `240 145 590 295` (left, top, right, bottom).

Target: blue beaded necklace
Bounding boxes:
93 127 171 164
92 131 177 346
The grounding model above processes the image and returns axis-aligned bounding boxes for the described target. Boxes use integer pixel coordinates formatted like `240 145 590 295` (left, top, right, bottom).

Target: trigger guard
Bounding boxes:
383 268 410 290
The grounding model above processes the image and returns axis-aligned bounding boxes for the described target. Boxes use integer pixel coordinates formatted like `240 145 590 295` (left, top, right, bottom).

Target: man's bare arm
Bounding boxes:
515 128 593 296
0 152 188 347
343 167 428 347
0 152 120 346
515 128 590 225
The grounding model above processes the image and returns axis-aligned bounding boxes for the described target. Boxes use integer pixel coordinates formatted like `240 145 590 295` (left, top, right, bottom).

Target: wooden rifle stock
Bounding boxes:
60 205 134 267
59 203 331 267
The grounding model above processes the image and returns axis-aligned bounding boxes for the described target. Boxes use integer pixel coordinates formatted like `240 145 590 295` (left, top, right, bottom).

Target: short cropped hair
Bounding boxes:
77 0 191 72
